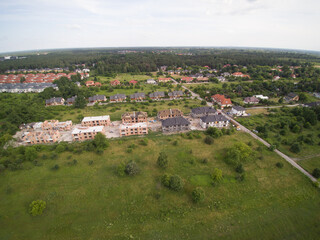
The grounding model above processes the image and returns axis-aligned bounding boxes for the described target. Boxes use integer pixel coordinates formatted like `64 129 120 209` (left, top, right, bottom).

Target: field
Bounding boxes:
56 98 202 123
0 131 319 239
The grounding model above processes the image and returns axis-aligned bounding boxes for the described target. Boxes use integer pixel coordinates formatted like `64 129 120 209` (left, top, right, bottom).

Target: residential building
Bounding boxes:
66 96 77 105
72 126 105 141
162 117 190 133
217 76 226 82
119 122 148 137
196 77 209 82
110 93 126 102
313 92 320 99
81 115 110 127
23 130 60 145
130 92 145 101
244 96 260 104
212 94 232 108
110 79 121 86
122 111 148 124
191 106 217 118
168 91 184 99
200 115 229 128
157 109 183 120
230 106 246 116
284 93 299 102
85 81 101 87
254 95 269 100
149 91 165 100
129 80 138 85
181 76 194 83
158 78 172 83
146 79 157 84
45 97 65 106
88 95 106 103
42 120 73 131
273 76 281 81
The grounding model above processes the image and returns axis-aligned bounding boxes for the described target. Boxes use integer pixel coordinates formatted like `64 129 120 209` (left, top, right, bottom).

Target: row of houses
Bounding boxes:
4 68 69 73
0 83 58 93
0 72 88 84
45 91 185 106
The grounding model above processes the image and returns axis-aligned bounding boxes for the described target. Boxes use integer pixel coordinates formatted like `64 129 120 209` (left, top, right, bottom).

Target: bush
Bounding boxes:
51 164 60 170
312 168 320 178
161 174 171 187
29 200 46 216
125 161 140 176
236 173 246 182
172 140 178 146
211 168 223 182
192 187 205 203
157 152 168 169
206 127 222 138
235 164 244 173
169 175 184 191
88 160 94 165
68 159 78 166
117 162 126 176
139 139 148 146
276 162 284 168
204 136 214 145
290 143 301 153
201 158 208 164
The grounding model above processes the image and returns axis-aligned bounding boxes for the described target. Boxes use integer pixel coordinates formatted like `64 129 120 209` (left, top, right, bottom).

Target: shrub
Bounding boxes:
201 158 208 164
29 200 46 216
192 187 205 203
126 148 133 153
88 160 94 165
225 142 253 166
276 162 284 168
312 168 320 178
157 152 168 169
117 162 126 176
172 140 178 146
51 164 59 170
169 175 184 191
269 145 276 151
139 139 148 146
206 127 222 138
161 174 171 187
211 168 223 182
290 143 301 153
204 136 214 145
125 161 140 176
236 173 246 182
235 164 244 173
68 159 78 166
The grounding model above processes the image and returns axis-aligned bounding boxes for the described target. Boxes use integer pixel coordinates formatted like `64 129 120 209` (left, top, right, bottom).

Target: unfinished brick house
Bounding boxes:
45 97 65 106
42 120 73 131
161 117 190 133
121 111 148 123
72 126 105 141
119 122 148 137
81 115 110 127
23 130 60 145
157 109 183 120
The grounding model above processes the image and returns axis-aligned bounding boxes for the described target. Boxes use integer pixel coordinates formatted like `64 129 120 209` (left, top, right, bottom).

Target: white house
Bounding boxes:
254 95 269 100
230 106 246 116
147 79 157 84
200 115 229 128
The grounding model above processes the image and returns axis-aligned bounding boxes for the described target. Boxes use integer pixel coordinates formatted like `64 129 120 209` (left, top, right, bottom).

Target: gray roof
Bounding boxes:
287 92 298 98
200 115 228 123
110 94 126 100
45 97 64 104
233 106 246 111
162 117 190 127
66 96 77 103
168 91 184 97
149 91 165 98
88 95 106 101
191 107 216 115
0 83 57 91
130 92 145 99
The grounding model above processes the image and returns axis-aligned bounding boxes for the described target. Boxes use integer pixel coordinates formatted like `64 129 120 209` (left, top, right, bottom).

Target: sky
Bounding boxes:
0 0 320 53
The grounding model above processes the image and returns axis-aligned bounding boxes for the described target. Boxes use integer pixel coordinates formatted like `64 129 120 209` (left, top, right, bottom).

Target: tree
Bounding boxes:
290 143 301 153
157 152 168 169
236 164 244 173
125 161 140 176
206 127 222 138
276 162 284 168
201 100 207 105
192 187 205 203
24 147 37 162
225 142 253 166
92 133 108 152
211 168 223 182
74 95 87 109
20 76 26 83
29 200 46 216
169 175 184 191
312 168 320 178
204 136 214 145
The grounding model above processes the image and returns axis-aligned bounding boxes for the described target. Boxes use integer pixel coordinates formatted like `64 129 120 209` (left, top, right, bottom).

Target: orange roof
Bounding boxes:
212 94 232 105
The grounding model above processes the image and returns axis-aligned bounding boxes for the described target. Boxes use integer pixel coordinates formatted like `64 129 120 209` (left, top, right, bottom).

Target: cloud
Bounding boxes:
66 24 81 30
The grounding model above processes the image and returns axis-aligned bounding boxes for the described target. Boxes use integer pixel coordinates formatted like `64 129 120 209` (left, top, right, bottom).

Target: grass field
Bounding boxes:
56 98 202 122
298 156 320 173
0 131 319 239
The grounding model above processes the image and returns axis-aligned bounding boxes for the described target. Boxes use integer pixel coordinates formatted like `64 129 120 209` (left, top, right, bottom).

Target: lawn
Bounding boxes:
298 156 320 174
57 98 202 122
0 131 319 239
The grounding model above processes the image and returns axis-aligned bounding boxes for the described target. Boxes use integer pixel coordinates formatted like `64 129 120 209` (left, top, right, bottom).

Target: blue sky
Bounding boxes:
0 0 319 53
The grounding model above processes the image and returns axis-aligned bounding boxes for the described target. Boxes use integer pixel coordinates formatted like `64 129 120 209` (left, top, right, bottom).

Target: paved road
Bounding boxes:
182 85 318 183
246 104 300 109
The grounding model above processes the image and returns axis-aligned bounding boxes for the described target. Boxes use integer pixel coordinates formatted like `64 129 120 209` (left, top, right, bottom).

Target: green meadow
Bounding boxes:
0 131 319 239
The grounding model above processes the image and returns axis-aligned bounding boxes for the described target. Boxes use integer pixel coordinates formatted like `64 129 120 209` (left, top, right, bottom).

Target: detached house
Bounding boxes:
45 97 65 106
110 94 126 103
146 79 157 84
181 77 194 83
244 96 260 104
149 91 165 100
191 107 217 118
157 109 183 120
230 106 246 116
88 95 107 104
200 115 229 128
162 117 190 133
66 96 77 105
212 94 232 108
129 80 138 85
122 111 148 124
158 78 172 83
168 91 184 99
284 93 299 102
110 79 121 86
130 92 145 102
85 81 101 87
